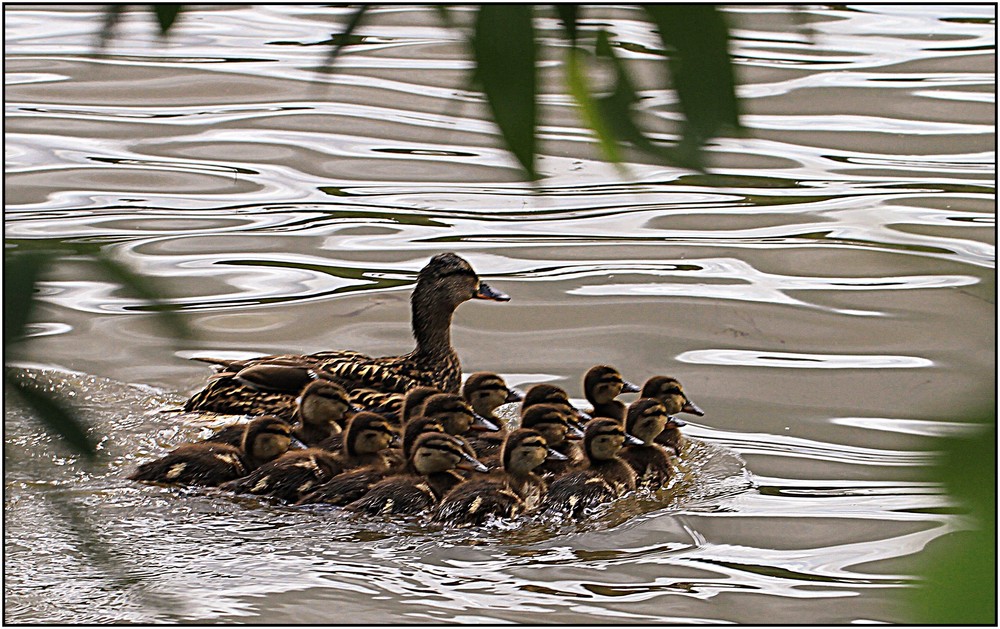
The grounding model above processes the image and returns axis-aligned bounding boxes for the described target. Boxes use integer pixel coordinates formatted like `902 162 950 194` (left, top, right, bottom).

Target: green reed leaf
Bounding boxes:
555 4 579 47
472 4 538 180
91 253 192 343
564 46 621 165
3 251 48 357
644 5 740 161
325 4 370 69
151 4 183 36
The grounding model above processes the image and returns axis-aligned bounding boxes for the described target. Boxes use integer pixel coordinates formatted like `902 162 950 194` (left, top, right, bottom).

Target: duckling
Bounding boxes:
462 372 522 458
540 418 642 518
314 411 398 469
420 392 499 437
291 379 351 445
463 372 523 422
219 447 342 503
640 375 704 417
618 398 675 489
297 416 447 506
640 376 701 455
202 379 349 448
431 429 563 525
129 416 292 486
223 411 394 500
519 403 586 477
520 383 591 431
345 433 487 516
183 253 510 415
582 365 641 422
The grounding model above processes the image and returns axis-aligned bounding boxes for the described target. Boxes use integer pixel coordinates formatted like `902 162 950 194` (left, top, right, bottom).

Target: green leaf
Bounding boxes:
564 47 622 165
911 413 996 624
91 253 192 343
591 30 698 170
3 250 48 357
7 372 97 460
643 5 740 158
472 4 538 180
150 4 183 36
325 4 370 69
555 4 579 47
433 5 453 29
97 4 126 50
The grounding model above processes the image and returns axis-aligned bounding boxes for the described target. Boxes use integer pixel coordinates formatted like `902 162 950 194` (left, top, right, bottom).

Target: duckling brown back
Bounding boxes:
129 415 291 486
220 447 343 502
345 433 485 516
431 429 552 525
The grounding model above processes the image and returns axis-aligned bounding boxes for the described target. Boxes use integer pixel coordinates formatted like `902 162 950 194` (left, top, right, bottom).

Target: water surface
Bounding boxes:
4 4 995 624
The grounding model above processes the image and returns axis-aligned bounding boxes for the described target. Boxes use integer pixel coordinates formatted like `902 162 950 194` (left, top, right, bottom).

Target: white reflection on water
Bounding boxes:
676 349 934 369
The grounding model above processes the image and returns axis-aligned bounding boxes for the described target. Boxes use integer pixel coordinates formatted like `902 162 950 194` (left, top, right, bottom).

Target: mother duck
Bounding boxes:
183 253 509 415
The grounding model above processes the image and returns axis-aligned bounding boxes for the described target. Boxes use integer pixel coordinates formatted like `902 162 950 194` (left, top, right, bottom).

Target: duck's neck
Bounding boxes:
410 294 456 358
590 400 626 422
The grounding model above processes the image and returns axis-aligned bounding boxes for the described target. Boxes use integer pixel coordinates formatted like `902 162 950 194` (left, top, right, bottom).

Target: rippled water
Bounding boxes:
4 4 995 624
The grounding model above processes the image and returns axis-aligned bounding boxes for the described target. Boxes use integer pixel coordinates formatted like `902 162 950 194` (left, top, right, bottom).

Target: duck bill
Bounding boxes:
681 399 705 416
457 452 489 473
474 282 510 302
470 412 501 432
546 448 568 461
624 433 644 446
289 436 310 450
621 380 641 394
505 387 525 403
566 420 586 440
666 416 687 429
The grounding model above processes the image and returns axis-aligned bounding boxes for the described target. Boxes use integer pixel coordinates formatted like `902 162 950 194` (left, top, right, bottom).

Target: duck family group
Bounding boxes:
130 253 703 524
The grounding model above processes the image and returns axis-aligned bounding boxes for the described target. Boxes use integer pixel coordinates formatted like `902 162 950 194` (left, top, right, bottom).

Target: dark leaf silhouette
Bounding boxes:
472 4 538 179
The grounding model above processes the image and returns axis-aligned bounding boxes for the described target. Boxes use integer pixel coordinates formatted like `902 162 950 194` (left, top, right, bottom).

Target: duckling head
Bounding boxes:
501 429 556 475
584 365 640 405
242 415 293 464
625 398 669 445
402 416 447 457
584 418 642 462
421 393 499 434
521 383 590 429
400 386 442 422
520 403 573 447
640 376 704 416
344 411 398 456
411 433 488 475
297 380 350 430
462 372 520 417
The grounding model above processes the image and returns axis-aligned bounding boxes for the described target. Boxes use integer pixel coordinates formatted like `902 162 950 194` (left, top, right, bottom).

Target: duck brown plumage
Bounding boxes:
128 416 292 486
182 253 509 415
219 447 343 502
